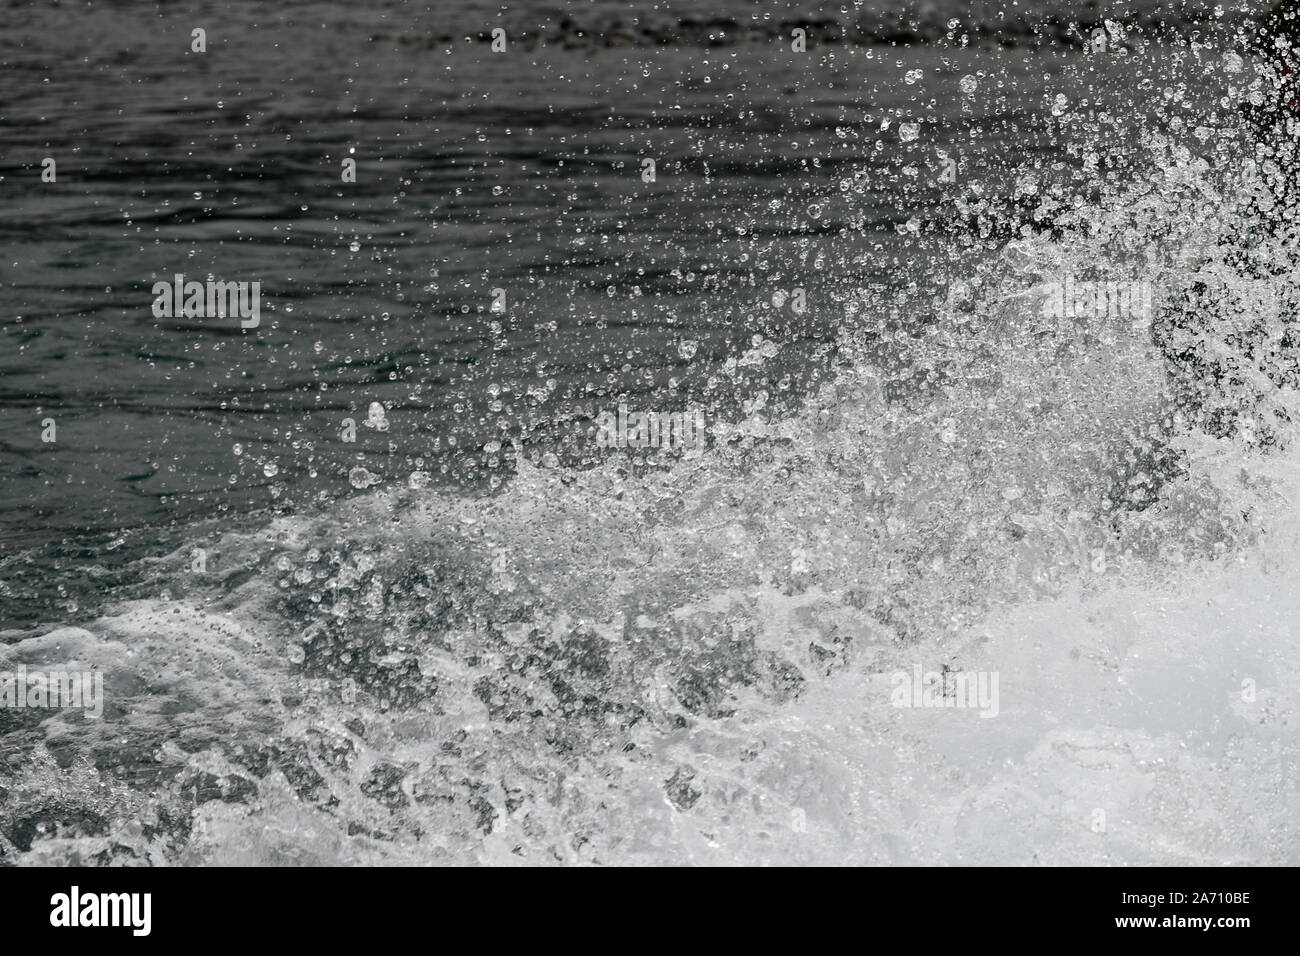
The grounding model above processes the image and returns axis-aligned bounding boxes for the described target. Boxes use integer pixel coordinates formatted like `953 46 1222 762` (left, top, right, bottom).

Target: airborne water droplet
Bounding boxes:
349 467 379 489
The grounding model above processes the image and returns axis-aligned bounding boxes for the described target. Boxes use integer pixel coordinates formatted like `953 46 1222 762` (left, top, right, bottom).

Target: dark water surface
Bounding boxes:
0 2 1130 622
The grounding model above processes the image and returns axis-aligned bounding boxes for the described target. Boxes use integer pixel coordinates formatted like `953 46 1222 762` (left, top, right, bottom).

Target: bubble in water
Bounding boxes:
349 467 379 489
287 644 306 664
899 123 920 142
349 240 361 252
365 402 389 431
408 471 431 489
232 443 243 456
960 74 979 94
263 462 279 478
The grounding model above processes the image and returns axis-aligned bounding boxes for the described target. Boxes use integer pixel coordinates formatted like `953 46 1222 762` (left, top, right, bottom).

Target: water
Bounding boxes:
1 1 1298 865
